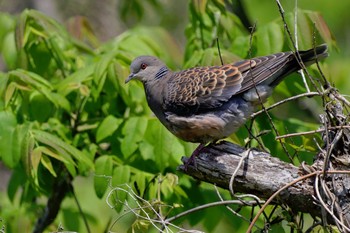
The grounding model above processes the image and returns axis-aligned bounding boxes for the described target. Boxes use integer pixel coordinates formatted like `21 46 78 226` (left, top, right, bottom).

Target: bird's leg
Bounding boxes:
184 141 223 170
184 143 205 169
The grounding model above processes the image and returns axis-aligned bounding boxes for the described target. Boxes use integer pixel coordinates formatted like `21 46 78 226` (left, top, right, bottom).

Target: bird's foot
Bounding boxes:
184 143 206 170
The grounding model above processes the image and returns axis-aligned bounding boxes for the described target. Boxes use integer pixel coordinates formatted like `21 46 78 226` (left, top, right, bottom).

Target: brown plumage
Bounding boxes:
126 45 328 161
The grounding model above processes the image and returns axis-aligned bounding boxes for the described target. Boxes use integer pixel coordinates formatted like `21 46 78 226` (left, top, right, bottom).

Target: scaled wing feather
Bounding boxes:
164 65 244 115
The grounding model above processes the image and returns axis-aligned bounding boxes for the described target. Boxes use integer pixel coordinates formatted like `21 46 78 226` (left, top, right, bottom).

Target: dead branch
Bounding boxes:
178 141 350 228
178 142 315 214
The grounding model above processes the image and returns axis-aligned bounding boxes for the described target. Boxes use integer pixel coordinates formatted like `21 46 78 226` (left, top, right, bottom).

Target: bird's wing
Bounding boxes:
236 52 294 94
164 51 294 116
164 64 245 115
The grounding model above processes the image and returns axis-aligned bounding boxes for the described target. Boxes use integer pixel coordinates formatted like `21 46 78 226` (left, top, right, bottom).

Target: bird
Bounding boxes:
126 44 328 164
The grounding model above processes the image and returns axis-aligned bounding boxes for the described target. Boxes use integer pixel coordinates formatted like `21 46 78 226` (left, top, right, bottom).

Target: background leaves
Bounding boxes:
0 1 346 232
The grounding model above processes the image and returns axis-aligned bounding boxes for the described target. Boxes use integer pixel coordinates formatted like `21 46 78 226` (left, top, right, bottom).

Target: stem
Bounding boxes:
33 172 72 233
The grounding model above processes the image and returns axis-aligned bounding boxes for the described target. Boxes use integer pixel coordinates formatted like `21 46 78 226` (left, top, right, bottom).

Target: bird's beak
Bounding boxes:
125 73 134 84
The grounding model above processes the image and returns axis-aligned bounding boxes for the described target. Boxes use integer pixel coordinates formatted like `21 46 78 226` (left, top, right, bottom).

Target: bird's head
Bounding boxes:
126 56 168 84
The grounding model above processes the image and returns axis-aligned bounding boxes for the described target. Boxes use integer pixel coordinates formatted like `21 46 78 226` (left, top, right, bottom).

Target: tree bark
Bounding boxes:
177 141 341 222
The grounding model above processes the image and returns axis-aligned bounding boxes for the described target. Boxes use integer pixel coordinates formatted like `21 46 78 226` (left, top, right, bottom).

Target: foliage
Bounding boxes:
0 1 338 232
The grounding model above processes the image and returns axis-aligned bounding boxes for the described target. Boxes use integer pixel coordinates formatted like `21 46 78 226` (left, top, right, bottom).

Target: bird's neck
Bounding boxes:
144 78 165 108
155 66 169 80
144 74 170 123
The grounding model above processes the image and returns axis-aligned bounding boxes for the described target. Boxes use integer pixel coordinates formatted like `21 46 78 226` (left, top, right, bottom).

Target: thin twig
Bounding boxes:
275 0 321 93
213 185 262 229
304 221 323 233
107 185 183 233
275 125 350 140
323 129 343 176
244 120 267 151
216 38 224 65
244 21 269 151
294 0 298 49
248 18 294 162
311 22 330 87
246 170 350 233
214 186 249 222
334 92 350 107
229 149 251 196
294 0 311 92
315 174 350 232
70 185 91 233
249 15 294 162
251 92 321 119
166 199 264 224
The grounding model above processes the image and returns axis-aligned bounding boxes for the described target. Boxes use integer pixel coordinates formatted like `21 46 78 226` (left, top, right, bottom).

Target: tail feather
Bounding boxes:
267 44 328 87
236 44 328 94
299 43 329 65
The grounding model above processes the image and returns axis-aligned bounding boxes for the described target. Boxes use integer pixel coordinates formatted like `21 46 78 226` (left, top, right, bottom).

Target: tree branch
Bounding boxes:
33 172 72 233
177 141 338 222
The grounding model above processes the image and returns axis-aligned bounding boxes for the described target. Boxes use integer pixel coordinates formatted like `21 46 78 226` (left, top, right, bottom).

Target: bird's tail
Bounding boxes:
268 44 328 87
299 43 329 66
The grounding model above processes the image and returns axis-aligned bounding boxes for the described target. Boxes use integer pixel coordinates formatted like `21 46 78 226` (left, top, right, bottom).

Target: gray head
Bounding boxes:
126 56 168 84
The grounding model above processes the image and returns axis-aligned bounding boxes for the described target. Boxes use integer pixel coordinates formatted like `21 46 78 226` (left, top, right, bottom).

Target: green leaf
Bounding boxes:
160 173 179 200
12 123 31 168
112 165 131 186
1 31 17 69
143 119 185 169
96 115 123 142
193 0 208 14
111 165 132 212
0 12 16 40
62 208 82 233
284 9 313 49
120 117 148 158
21 125 35 179
40 154 57 177
92 49 119 99
4 81 15 106
0 111 17 167
40 146 73 164
269 223 286 233
49 92 71 112
256 22 284 55
183 50 204 68
65 162 77 177
109 62 132 106
231 35 250 58
30 147 42 186
132 171 147 198
138 141 155 161
9 69 53 90
7 168 26 202
29 91 55 122
56 65 94 96
286 134 320 153
306 11 336 46
94 155 114 198
32 129 94 170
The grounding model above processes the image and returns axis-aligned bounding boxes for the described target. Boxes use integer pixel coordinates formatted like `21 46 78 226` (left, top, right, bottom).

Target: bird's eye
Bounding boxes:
140 63 147 70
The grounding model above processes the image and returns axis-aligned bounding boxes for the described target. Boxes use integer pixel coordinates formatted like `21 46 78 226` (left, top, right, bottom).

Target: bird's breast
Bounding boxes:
164 97 255 143
165 113 227 143
145 84 168 124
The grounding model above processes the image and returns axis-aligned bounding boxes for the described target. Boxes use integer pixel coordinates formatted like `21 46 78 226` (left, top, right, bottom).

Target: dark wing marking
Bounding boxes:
235 52 295 94
164 64 246 115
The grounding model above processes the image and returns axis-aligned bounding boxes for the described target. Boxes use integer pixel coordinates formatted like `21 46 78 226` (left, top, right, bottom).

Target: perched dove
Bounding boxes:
126 44 328 162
